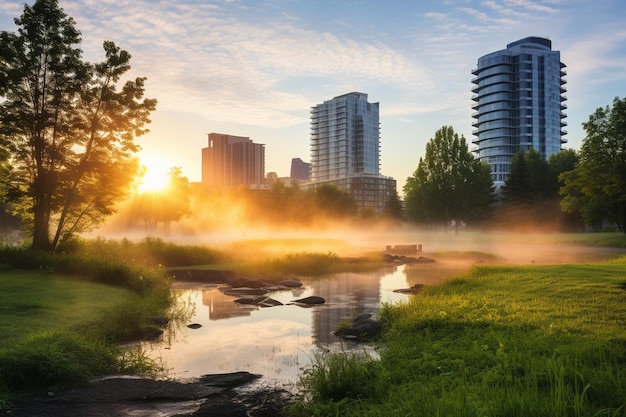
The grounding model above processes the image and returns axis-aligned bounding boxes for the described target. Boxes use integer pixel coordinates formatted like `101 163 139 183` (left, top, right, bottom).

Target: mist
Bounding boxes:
93 187 619 270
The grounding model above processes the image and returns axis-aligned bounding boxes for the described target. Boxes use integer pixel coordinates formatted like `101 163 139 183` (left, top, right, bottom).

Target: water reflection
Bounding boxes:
145 264 414 387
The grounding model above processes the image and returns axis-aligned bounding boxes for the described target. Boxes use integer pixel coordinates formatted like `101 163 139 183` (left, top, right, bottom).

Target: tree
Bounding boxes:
500 151 533 208
382 190 404 221
403 126 493 232
313 184 357 218
560 97 626 232
0 0 157 250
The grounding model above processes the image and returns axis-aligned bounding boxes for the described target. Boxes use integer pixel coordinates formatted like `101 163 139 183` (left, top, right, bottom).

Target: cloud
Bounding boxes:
56 0 437 128
503 0 558 13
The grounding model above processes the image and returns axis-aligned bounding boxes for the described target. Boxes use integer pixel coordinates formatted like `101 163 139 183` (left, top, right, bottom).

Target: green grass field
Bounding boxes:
295 256 626 417
0 270 134 345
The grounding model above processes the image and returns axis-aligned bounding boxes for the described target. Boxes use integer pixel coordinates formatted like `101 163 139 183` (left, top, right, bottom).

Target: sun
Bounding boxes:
137 159 171 193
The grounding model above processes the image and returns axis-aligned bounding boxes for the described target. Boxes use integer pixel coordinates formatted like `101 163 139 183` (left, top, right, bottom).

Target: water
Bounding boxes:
143 264 415 388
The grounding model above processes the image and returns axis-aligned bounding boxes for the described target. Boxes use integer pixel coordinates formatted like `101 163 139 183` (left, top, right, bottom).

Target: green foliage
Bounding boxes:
236 251 380 278
0 245 169 296
381 190 404 221
296 258 626 416
300 351 388 402
0 333 117 392
0 270 166 401
404 126 493 229
0 0 157 251
313 184 358 217
58 236 225 268
496 149 581 231
560 97 626 232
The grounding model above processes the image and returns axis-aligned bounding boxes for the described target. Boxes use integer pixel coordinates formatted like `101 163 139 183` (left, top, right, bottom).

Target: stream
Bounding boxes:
142 264 419 389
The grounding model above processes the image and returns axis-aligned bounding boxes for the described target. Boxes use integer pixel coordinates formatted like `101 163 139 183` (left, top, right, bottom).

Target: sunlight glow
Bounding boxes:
138 159 171 192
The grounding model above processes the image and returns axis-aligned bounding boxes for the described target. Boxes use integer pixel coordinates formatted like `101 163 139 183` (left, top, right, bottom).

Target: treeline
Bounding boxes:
113 180 404 233
403 97 626 233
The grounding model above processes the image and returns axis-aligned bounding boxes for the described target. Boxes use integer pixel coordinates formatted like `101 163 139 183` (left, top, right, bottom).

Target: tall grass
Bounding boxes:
295 257 626 417
236 252 382 278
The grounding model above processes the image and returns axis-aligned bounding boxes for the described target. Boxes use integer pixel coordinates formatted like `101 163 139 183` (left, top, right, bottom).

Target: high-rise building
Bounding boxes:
201 133 265 189
306 92 395 212
310 92 380 181
471 36 567 187
290 157 310 181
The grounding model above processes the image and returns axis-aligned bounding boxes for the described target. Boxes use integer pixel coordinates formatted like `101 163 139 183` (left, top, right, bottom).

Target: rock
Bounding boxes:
382 253 436 264
335 314 382 340
195 395 248 417
198 371 262 387
230 277 268 288
291 295 325 305
187 323 203 329
258 297 283 307
277 279 303 288
221 287 269 296
233 296 267 305
233 296 283 307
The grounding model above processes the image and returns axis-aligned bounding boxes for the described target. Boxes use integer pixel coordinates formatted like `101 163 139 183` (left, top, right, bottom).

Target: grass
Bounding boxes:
0 240 182 408
294 256 626 417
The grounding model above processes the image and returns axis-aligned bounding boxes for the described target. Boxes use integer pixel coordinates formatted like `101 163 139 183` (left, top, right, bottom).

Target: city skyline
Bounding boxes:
1 0 625 190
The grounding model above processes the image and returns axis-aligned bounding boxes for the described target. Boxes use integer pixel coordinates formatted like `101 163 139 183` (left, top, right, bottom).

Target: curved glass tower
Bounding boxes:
471 36 567 187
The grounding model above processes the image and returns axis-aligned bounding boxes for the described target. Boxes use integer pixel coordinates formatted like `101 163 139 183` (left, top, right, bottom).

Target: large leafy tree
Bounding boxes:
0 0 157 250
403 126 493 231
560 97 626 232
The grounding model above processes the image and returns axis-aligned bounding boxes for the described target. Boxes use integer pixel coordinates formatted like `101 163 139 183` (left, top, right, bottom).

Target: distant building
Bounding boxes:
472 36 567 188
290 157 310 180
201 133 265 189
305 92 396 212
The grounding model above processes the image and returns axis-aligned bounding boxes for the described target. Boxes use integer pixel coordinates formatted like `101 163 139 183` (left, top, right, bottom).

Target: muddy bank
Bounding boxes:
3 372 296 417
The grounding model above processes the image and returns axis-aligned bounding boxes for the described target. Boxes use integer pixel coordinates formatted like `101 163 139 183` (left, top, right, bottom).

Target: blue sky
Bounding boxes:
1 0 625 190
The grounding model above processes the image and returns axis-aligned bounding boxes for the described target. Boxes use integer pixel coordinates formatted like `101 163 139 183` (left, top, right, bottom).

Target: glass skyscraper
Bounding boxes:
310 92 380 181
471 36 567 186
307 92 395 212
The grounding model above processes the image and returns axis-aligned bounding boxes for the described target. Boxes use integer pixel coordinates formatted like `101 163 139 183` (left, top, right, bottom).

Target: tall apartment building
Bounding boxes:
307 92 396 212
201 133 265 189
471 36 567 186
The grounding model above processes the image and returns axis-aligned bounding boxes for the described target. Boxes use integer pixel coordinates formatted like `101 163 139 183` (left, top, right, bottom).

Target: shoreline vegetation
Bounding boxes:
1 233 625 415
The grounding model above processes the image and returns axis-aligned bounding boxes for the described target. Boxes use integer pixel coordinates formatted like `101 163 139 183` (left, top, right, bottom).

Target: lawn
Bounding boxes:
0 270 134 345
295 256 626 417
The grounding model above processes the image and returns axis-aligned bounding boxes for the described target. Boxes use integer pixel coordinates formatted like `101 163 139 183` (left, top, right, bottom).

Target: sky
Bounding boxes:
1 0 625 191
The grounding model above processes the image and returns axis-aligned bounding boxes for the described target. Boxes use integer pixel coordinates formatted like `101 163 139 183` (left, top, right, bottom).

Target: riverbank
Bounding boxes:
293 255 626 416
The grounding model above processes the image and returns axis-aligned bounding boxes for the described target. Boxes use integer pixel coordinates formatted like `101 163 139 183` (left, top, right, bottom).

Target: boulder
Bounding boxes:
258 297 283 307
221 287 269 296
277 279 303 288
291 295 325 305
335 314 382 340
230 277 269 288
233 296 283 307
198 371 262 387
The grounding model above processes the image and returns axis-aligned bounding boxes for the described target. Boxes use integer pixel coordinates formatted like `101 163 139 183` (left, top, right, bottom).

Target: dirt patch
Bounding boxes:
2 373 297 417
